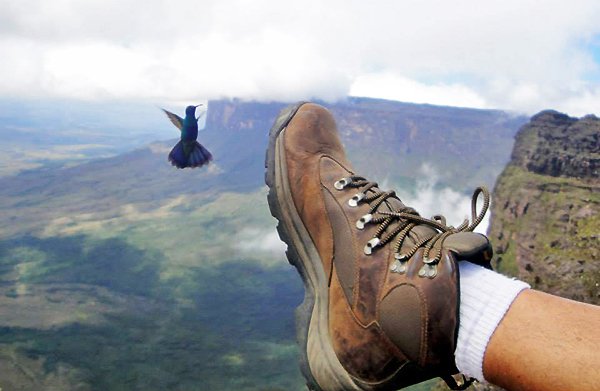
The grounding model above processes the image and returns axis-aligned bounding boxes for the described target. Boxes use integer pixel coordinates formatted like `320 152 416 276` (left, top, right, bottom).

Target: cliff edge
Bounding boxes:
489 110 599 304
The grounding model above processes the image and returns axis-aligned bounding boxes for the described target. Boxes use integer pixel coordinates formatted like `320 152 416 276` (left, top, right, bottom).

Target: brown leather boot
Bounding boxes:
265 102 493 390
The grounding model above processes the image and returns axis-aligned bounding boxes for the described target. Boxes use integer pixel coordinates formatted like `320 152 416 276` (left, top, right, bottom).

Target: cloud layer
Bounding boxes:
2 0 600 115
391 165 490 235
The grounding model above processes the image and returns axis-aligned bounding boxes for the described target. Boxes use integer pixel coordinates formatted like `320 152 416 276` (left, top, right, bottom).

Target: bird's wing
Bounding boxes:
162 108 184 131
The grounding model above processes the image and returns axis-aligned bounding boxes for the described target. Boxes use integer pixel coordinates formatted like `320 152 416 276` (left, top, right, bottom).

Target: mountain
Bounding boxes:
207 98 526 190
0 98 526 391
0 98 526 238
489 110 600 304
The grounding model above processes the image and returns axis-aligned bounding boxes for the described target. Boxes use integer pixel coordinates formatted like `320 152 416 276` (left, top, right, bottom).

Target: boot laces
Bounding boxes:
334 175 490 278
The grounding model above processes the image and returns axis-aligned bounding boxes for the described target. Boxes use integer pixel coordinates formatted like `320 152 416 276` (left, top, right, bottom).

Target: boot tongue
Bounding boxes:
400 225 439 253
366 189 439 251
369 190 408 214
444 232 493 268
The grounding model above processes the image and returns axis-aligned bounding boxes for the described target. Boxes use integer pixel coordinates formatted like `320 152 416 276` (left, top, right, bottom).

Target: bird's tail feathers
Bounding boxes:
188 141 213 167
168 141 213 169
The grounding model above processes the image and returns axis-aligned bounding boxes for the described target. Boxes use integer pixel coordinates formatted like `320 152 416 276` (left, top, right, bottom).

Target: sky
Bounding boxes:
2 0 600 116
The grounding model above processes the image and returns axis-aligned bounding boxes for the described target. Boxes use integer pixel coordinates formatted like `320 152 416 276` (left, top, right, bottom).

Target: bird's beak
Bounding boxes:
195 104 203 108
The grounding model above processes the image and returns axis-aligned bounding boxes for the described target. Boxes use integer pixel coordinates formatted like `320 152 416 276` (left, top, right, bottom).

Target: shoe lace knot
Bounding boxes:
334 175 490 279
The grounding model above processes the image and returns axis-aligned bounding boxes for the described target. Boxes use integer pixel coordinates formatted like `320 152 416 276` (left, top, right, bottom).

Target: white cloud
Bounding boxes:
235 228 287 257
350 73 487 109
560 87 600 116
1 0 600 114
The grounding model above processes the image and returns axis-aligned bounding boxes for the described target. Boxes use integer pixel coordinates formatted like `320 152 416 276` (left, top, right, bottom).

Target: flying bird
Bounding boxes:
162 104 213 168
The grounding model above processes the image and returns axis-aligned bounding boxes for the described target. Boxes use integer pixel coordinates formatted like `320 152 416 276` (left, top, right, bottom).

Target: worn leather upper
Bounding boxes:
281 103 491 387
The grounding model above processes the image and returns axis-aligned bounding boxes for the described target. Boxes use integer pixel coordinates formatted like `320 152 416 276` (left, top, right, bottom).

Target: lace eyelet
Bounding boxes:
363 237 380 255
391 253 409 274
390 259 408 274
418 264 438 279
348 192 365 207
334 177 352 190
355 213 373 229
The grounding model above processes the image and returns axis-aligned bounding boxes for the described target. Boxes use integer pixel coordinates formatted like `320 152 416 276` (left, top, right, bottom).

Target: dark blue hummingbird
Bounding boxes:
162 104 213 169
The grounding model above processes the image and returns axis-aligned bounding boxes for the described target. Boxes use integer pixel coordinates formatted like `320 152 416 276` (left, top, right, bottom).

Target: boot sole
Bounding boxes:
265 103 364 391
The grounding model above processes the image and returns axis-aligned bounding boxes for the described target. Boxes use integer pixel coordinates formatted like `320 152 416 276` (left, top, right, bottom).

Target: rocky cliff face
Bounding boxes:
489 110 600 304
511 110 599 178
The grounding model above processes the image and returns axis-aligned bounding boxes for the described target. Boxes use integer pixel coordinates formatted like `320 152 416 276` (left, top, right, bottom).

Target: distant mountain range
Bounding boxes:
1 98 527 238
206 98 526 189
0 97 527 391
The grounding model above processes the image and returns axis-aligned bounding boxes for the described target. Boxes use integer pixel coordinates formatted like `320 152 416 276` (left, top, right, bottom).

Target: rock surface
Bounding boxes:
511 110 599 179
489 110 600 304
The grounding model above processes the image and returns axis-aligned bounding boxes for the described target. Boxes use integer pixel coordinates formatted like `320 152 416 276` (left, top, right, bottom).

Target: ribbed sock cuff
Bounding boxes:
455 261 530 382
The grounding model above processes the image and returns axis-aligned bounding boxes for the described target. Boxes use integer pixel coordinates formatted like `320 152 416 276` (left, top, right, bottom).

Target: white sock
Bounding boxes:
455 261 530 382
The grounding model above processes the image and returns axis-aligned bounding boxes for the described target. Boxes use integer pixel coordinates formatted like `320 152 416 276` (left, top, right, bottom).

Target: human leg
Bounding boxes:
265 102 600 391
482 288 600 391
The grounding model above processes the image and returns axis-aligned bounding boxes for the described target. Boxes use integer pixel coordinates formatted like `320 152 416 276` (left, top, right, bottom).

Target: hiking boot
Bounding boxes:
265 102 493 390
